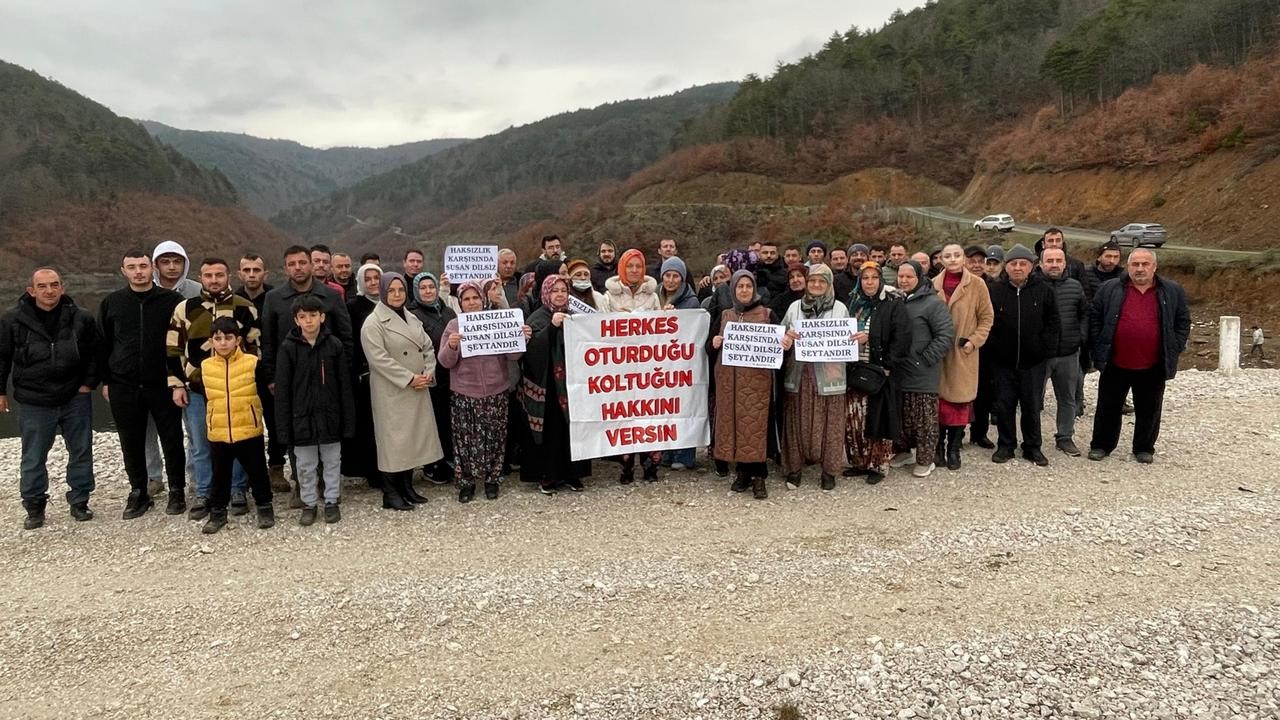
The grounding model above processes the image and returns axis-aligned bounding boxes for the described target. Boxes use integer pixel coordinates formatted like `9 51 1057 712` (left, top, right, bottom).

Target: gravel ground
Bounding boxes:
1 369 1278 720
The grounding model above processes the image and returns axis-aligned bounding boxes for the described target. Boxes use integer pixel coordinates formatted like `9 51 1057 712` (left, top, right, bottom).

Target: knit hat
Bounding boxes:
805 239 828 254
659 256 688 282
985 245 1005 262
849 243 870 255
1004 243 1036 263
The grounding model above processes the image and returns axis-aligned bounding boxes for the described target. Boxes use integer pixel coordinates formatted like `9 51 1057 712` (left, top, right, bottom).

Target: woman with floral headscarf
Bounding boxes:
521 275 590 494
362 272 444 510
707 270 780 499
437 281 531 502
341 262 383 485
780 264 850 491
410 272 456 488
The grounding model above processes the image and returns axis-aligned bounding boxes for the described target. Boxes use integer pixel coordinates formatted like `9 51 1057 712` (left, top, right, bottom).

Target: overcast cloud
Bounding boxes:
1 0 921 148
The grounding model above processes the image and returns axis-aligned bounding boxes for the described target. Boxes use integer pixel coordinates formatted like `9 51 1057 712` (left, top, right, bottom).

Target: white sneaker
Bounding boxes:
912 463 935 478
890 452 915 468
671 463 687 471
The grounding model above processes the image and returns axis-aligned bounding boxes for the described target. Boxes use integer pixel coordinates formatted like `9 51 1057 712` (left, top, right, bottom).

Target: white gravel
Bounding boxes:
0 369 1278 719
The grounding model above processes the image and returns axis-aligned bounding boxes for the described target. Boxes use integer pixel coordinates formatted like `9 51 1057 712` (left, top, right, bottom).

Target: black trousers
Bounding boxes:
992 362 1047 452
971 354 994 440
1090 363 1166 455
209 436 273 510
258 377 286 467
109 384 185 492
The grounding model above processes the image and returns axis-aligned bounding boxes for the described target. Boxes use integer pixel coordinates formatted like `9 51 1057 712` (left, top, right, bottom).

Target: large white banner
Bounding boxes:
443 244 499 283
794 317 860 362
565 310 710 461
459 308 526 358
721 322 785 369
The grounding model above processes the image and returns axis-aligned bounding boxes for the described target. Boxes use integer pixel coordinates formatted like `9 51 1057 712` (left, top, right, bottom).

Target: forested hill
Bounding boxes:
272 82 739 240
0 60 238 222
140 122 468 217
0 60 294 273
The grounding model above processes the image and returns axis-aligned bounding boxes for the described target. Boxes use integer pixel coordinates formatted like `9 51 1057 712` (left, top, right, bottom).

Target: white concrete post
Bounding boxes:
1220 316 1241 374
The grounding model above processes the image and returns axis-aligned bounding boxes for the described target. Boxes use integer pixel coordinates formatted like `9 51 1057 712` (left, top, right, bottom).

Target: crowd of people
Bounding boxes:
0 230 1191 532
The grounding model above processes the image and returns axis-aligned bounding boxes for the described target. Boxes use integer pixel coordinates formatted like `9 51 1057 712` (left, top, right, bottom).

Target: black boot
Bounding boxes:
484 482 500 500
752 476 768 500
820 473 836 491
122 488 153 520
643 462 659 482
256 503 275 529
458 484 475 504
402 477 428 504
68 501 93 522
164 489 186 515
619 458 635 485
934 431 946 468
201 508 228 534
946 427 963 471
731 467 751 493
22 498 46 530
381 473 414 511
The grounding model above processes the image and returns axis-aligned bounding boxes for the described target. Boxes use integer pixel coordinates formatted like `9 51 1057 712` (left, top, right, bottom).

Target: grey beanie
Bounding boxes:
1004 244 1036 263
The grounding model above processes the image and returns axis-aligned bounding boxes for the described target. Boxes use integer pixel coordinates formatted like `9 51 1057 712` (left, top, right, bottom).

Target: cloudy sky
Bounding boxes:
2 0 921 148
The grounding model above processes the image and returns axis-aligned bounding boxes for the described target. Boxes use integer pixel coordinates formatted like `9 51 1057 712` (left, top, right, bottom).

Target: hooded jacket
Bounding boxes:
590 258 617 294
151 240 202 299
897 280 955 395
273 326 356 446
98 283 183 388
0 294 101 407
987 273 1060 369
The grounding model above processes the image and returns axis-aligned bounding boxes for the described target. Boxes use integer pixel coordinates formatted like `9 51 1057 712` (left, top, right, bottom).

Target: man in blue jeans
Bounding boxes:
166 257 261 520
0 268 101 529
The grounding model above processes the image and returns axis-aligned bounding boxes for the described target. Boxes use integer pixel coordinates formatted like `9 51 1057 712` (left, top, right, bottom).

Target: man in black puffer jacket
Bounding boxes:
987 244 1059 467
99 250 186 519
1040 247 1088 458
0 269 101 529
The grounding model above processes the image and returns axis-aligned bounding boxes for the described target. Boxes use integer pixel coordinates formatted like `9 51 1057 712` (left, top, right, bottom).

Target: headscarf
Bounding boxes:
618 248 646 287
898 259 926 294
849 261 885 323
722 248 757 273
413 271 441 311
785 262 808 286
710 264 729 282
729 269 760 313
380 272 408 318
455 280 485 314
800 263 835 319
540 275 569 313
516 272 536 304
356 262 382 299
480 278 508 310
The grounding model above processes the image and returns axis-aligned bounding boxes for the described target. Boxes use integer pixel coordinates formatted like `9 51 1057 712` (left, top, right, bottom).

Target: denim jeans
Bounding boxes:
19 392 95 504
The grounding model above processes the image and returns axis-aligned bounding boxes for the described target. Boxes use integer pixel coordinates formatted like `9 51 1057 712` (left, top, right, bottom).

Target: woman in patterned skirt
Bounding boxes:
436 282 531 502
845 262 912 485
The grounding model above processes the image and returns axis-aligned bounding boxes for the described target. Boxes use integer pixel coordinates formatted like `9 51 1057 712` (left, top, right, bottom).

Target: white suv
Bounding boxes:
974 214 1015 233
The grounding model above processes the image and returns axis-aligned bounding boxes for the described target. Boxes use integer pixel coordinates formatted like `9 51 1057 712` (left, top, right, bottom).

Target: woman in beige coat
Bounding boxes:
361 272 444 510
931 243 994 471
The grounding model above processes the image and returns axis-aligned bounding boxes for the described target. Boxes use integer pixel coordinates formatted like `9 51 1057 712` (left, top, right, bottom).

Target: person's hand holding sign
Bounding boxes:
522 324 533 340
782 328 799 351
712 335 723 349
448 332 461 350
552 312 567 328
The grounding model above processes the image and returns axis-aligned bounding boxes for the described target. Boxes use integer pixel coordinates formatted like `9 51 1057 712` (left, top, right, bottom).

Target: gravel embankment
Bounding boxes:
0 369 1277 719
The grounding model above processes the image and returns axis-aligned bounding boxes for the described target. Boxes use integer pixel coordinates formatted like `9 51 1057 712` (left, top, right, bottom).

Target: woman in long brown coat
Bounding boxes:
708 271 778 499
932 243 994 470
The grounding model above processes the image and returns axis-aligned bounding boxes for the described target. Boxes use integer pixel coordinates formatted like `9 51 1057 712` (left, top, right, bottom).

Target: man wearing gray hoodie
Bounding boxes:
144 241 202 497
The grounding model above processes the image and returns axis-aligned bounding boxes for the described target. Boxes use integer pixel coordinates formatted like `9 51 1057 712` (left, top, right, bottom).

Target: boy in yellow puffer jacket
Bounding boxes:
199 317 275 533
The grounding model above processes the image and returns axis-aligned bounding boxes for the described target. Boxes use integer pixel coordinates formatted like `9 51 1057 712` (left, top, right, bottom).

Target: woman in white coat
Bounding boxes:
361 272 444 510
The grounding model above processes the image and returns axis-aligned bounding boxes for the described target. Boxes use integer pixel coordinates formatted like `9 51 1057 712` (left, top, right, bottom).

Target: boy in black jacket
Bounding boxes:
98 250 187 519
274 296 355 525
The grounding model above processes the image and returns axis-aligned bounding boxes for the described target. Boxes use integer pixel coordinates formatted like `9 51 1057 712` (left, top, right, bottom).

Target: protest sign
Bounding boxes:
443 245 499 283
721 322 784 369
568 296 596 315
459 308 526 358
565 310 710 460
794 317 860 362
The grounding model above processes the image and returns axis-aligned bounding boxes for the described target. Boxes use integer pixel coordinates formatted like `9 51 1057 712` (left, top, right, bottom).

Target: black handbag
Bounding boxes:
847 360 888 395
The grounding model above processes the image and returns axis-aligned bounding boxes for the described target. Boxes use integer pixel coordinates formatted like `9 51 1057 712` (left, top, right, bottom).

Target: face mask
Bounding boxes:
572 280 592 291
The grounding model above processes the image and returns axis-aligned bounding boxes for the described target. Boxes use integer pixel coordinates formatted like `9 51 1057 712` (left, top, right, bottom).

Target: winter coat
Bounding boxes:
273 327 356 447
755 260 788 299
347 295 378 379
165 288 261 393
361 302 444 472
600 276 660 313
833 271 856 307
1089 275 1190 380
0 294 100 407
709 303 775 463
987 274 1060 369
201 348 264 444
436 317 524 399
590 260 616 294
781 299 850 396
98 285 183 388
863 292 913 440
896 282 955 394
1082 263 1124 303
1045 275 1088 358
260 280 352 382
933 270 994 403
